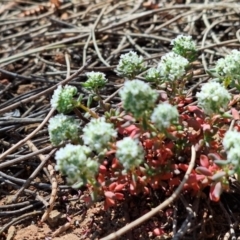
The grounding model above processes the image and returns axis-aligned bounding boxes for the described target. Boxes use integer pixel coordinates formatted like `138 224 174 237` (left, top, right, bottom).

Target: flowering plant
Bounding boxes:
215 50 240 89
151 102 179 131
82 117 117 153
115 51 146 79
171 34 197 61
83 71 107 91
55 144 98 186
158 52 189 82
51 85 78 114
48 114 80 146
145 67 161 82
48 34 238 211
119 79 158 119
116 137 144 171
196 81 231 115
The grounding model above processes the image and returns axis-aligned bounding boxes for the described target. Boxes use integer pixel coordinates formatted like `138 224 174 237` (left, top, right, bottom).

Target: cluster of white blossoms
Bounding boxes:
144 35 195 83
51 85 77 114
158 52 189 81
215 50 240 81
116 51 146 79
83 71 108 90
145 67 161 82
55 144 98 186
116 137 144 171
119 79 158 118
223 130 240 151
151 103 179 131
50 35 238 191
82 117 117 153
222 130 240 174
171 35 197 61
48 114 79 146
196 81 231 115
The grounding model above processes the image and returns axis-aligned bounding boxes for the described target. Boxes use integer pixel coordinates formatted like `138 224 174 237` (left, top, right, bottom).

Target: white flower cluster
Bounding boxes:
82 117 117 153
119 79 158 118
158 52 189 81
151 102 179 131
222 130 240 174
55 144 99 185
116 137 144 171
215 50 240 81
83 71 107 90
51 85 77 114
171 35 196 53
196 81 231 115
116 51 146 79
223 130 240 151
145 67 161 82
48 114 79 146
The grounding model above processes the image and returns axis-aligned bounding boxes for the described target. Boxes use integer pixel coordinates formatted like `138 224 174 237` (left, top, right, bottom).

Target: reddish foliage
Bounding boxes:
84 97 235 209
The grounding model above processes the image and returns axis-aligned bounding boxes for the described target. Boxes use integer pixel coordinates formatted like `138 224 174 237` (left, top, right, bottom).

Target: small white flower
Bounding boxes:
51 85 77 113
83 71 107 90
158 52 189 81
222 130 240 174
151 103 179 131
223 130 240 151
116 137 144 170
82 117 117 152
215 50 240 81
171 35 196 52
48 114 80 146
51 85 62 109
55 144 98 185
116 51 146 78
171 35 197 61
226 147 240 166
119 79 158 118
145 67 161 82
196 81 231 115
